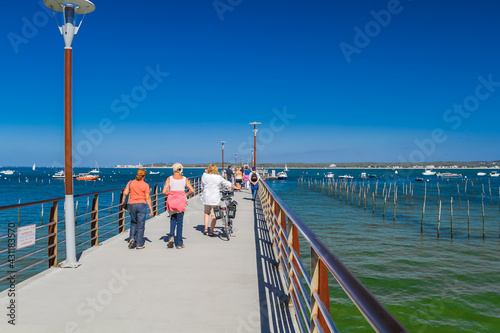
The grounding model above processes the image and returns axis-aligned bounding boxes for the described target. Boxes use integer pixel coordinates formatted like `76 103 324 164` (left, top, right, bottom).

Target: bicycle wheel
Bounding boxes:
225 215 231 241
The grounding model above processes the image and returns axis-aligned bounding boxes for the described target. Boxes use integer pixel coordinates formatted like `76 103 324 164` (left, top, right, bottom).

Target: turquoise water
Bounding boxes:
1 167 499 331
265 169 500 332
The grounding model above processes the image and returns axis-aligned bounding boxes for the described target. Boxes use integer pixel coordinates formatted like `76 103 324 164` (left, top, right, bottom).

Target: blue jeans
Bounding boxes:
251 183 259 199
129 203 147 247
170 212 184 247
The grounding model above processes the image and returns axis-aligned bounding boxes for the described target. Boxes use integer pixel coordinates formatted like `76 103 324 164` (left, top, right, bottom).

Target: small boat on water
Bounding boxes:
284 164 289 172
437 172 462 178
415 178 424 182
490 171 500 177
76 173 99 181
325 172 334 178
89 161 100 174
32 163 36 171
277 171 288 180
0 170 14 175
338 175 353 180
149 171 159 175
477 172 487 176
422 169 436 176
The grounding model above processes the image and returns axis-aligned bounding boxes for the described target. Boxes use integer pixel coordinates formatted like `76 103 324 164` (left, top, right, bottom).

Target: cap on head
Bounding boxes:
137 169 146 176
252 167 256 170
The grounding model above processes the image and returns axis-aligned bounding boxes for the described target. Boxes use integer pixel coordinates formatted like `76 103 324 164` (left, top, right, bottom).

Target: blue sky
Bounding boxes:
1 0 500 167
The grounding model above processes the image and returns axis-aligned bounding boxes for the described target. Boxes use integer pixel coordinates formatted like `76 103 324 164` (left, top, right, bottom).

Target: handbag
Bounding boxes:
123 181 131 211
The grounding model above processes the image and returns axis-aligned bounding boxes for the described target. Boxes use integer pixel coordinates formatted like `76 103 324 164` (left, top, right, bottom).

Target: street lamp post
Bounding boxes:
44 0 95 268
220 141 226 172
250 149 254 168
249 122 261 168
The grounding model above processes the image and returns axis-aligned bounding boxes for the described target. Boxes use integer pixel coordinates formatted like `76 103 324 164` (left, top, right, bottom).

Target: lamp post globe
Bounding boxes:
44 0 95 268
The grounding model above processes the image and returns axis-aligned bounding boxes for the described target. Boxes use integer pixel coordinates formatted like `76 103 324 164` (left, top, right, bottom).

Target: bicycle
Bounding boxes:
220 189 237 240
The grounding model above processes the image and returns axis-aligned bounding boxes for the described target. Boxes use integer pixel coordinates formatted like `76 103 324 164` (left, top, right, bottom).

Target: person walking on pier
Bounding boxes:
163 163 194 249
243 165 251 189
226 165 234 183
124 169 153 250
250 167 259 201
234 167 243 191
201 164 240 236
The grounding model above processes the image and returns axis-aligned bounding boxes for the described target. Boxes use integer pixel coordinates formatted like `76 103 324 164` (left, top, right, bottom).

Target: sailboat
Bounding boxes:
90 161 100 174
284 164 289 171
32 163 36 171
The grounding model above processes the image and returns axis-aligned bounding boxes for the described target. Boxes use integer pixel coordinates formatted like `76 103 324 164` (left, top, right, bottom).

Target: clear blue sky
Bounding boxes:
1 0 500 167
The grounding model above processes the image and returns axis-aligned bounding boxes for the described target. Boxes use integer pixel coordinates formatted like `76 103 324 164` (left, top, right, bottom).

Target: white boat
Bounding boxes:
52 171 65 179
477 172 487 176
32 163 36 171
149 171 159 175
277 171 288 180
284 164 289 172
437 172 462 178
394 170 399 174
89 161 100 174
490 171 500 177
422 169 436 176
325 172 334 178
52 171 78 179
360 172 367 178
0 170 14 175
338 175 353 180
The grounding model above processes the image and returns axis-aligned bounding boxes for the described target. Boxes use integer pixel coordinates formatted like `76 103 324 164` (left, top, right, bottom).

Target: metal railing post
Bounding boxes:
118 190 125 233
153 184 158 216
311 249 331 332
48 201 58 267
90 194 99 246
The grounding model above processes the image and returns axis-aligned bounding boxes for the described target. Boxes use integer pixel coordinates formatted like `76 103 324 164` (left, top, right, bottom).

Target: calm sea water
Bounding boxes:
266 168 500 332
1 167 499 331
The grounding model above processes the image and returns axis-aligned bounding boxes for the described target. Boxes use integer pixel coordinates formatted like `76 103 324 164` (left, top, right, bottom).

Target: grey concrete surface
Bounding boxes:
0 189 297 333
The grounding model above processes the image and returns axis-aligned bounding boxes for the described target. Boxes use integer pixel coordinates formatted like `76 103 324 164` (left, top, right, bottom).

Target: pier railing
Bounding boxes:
258 179 407 333
0 176 202 290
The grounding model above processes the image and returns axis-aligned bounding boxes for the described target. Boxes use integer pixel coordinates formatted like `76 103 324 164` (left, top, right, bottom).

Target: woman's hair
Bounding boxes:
172 162 183 174
136 168 146 181
207 164 219 175
245 165 249 170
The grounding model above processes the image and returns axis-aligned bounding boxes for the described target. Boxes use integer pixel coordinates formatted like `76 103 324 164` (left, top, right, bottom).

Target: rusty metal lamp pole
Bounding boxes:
249 122 261 168
220 141 226 172
44 0 95 268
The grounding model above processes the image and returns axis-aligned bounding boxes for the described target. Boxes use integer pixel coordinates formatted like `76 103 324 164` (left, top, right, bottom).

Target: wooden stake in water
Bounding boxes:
393 186 397 221
488 180 492 205
437 182 440 207
457 184 461 207
373 192 375 214
41 203 44 226
85 197 90 222
482 193 485 238
75 200 79 224
450 197 454 238
421 182 427 233
111 192 114 213
438 200 442 238
467 200 470 238
383 191 387 219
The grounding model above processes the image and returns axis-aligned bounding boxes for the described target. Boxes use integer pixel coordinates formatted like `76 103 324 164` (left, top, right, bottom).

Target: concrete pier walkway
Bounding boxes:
0 189 297 333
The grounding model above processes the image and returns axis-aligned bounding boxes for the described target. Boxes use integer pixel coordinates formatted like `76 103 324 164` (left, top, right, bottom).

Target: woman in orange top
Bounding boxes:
124 169 153 249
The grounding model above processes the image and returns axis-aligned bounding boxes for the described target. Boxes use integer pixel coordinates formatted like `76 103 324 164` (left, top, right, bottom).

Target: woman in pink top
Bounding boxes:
163 163 194 249
124 169 153 250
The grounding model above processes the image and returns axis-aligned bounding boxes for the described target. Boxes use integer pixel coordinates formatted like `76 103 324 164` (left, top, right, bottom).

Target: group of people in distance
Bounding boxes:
225 165 259 199
124 163 259 250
